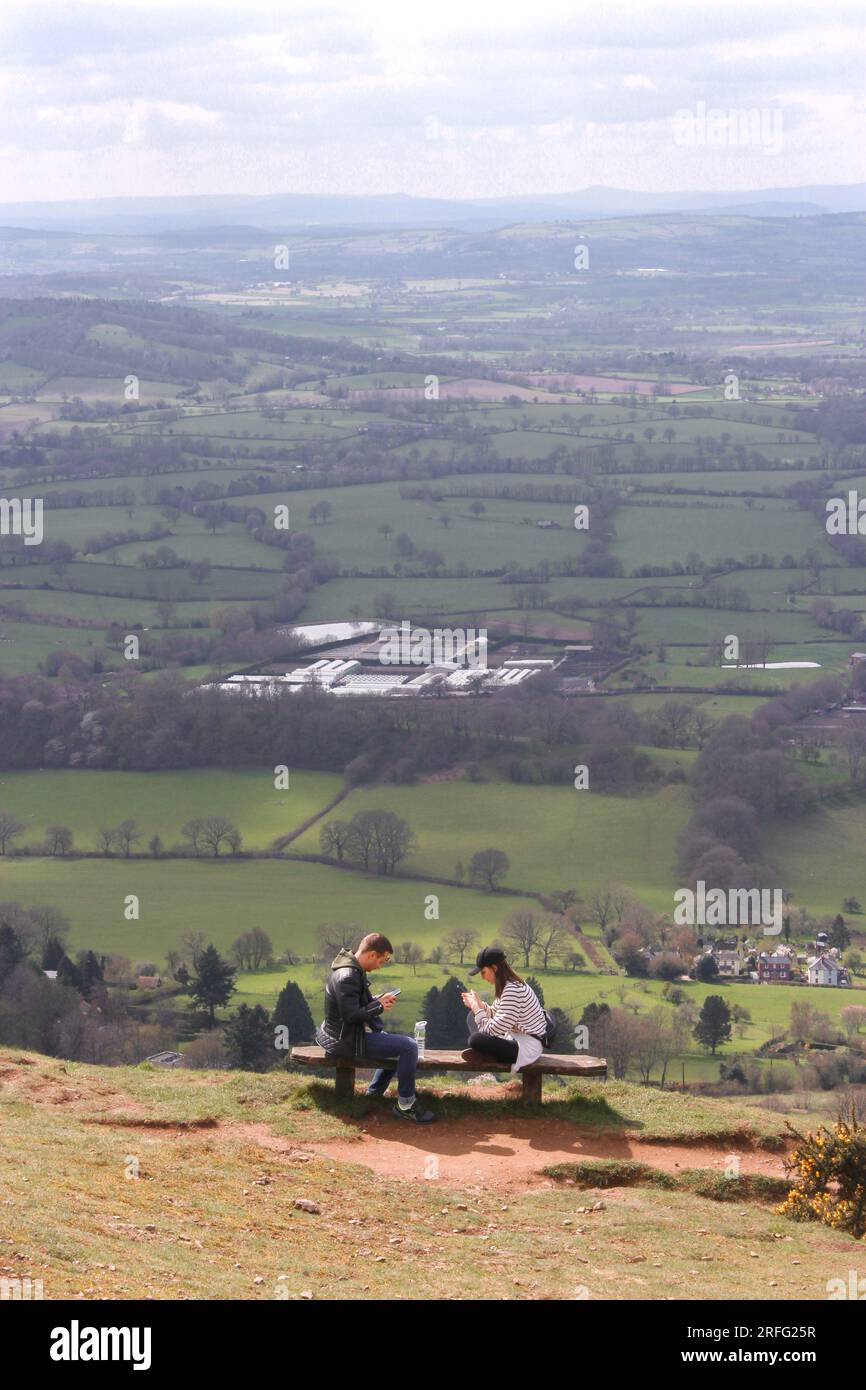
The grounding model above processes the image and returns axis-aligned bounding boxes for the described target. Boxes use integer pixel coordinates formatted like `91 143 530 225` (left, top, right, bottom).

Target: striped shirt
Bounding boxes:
474 980 546 1042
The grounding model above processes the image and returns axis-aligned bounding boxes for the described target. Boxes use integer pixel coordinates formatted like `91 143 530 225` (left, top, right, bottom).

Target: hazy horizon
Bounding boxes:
2 0 866 204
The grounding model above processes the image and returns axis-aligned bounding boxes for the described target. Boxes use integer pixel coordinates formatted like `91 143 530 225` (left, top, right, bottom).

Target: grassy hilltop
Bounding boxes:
2 1047 864 1301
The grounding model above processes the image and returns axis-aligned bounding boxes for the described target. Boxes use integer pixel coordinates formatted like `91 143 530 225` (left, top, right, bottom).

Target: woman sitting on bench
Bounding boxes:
461 945 547 1072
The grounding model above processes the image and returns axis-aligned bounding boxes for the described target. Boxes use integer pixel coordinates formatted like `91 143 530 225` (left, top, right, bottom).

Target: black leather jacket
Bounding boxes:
316 949 385 1059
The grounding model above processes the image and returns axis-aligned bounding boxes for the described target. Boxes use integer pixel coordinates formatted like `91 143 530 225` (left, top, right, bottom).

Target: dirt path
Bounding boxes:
222 1114 789 1193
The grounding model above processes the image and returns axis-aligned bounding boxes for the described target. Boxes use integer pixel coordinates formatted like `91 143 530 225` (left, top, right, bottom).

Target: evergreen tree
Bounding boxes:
42 936 66 971
0 924 25 986
190 944 236 1027
56 954 83 993
224 1004 273 1071
694 995 732 1055
548 1006 574 1052
525 975 545 1007
78 950 104 999
830 914 851 950
580 1000 611 1052
272 980 316 1045
424 977 469 1047
695 953 719 982
420 984 441 1042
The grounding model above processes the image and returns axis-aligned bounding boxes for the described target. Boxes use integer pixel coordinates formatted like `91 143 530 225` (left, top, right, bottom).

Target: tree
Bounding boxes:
588 885 626 933
694 994 732 1055
116 819 141 858
42 935 67 971
44 825 73 857
320 820 352 862
443 927 478 966
467 848 510 892
181 818 205 855
28 906 71 957
503 909 541 968
0 811 25 856
232 927 274 970
0 924 26 986
223 1004 273 1071
180 930 207 969
189 945 236 1027
536 916 569 969
394 941 424 975
547 1006 575 1052
525 975 545 1006
272 980 316 1046
344 809 416 875
182 815 240 857
77 950 105 999
189 559 212 584
422 978 471 1048
57 953 83 994
96 825 117 856
604 1008 644 1080
694 953 720 982
315 922 358 962
830 915 851 950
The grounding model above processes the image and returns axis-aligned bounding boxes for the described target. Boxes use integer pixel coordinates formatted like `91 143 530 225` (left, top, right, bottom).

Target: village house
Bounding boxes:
713 947 745 977
806 954 850 988
756 949 793 983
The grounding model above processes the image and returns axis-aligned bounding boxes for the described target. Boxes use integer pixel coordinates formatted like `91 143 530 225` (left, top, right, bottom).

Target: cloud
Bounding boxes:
0 0 864 199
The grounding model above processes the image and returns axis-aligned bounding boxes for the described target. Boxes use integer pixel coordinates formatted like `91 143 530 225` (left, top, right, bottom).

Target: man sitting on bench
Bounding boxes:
316 932 434 1124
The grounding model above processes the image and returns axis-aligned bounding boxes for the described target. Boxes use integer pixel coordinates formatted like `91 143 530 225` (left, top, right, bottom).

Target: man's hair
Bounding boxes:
357 932 393 957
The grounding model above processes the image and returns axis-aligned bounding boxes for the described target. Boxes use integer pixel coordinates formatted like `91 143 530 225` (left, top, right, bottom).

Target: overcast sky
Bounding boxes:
1 0 865 204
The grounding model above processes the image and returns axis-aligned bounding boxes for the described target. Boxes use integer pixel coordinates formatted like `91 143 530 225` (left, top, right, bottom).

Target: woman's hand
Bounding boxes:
462 990 481 1011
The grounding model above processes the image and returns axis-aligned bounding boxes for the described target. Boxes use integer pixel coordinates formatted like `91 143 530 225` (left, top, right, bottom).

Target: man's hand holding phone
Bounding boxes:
377 990 400 1010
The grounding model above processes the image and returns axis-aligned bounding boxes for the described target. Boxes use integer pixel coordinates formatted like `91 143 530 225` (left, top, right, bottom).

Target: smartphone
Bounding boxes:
375 988 401 999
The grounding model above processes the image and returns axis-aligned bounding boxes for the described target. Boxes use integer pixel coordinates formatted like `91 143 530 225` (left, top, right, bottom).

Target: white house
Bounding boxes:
806 954 850 987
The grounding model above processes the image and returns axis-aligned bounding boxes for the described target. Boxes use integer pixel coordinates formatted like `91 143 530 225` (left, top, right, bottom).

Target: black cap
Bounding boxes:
468 945 506 976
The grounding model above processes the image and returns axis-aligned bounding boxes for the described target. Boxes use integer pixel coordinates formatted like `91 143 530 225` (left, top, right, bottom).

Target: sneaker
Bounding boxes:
393 1098 435 1124
461 1048 489 1065
364 1087 389 1098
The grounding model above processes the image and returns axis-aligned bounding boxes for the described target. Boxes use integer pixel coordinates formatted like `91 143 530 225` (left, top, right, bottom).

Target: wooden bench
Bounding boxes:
291 1045 607 1105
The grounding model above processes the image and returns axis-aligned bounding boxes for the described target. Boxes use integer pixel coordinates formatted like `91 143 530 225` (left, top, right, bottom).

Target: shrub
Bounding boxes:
778 1102 866 1239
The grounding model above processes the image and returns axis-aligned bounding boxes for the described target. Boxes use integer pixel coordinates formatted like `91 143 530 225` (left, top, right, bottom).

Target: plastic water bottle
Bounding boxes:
414 1020 427 1060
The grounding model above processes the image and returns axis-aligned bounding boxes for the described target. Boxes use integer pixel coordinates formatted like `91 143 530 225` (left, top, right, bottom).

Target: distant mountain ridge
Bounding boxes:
1 183 866 234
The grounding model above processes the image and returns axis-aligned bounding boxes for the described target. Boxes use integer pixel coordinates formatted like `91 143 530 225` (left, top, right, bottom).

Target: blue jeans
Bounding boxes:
364 1031 419 1100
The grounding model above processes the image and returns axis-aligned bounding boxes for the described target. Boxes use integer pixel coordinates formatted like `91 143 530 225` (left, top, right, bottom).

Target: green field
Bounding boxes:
0 856 534 965
295 779 690 907
0 768 343 850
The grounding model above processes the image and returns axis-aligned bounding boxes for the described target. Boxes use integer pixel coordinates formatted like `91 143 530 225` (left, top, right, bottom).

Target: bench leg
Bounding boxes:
522 1071 542 1105
335 1066 355 1101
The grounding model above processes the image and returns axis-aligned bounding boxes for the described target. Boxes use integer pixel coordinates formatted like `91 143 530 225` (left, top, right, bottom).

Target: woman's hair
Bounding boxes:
491 958 524 998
